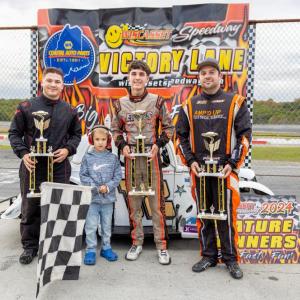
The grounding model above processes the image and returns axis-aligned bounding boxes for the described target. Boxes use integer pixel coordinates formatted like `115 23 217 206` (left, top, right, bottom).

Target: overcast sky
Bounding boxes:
0 0 299 26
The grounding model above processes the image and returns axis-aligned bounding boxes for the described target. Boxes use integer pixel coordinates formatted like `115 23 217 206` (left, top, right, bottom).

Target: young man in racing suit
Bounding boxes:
176 58 251 279
111 60 174 265
9 67 82 264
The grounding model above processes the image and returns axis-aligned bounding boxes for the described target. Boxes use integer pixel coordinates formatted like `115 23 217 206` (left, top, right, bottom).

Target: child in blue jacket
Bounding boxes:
80 125 122 265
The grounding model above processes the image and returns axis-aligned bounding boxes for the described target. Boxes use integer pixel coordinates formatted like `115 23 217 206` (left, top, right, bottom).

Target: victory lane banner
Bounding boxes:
37 4 249 133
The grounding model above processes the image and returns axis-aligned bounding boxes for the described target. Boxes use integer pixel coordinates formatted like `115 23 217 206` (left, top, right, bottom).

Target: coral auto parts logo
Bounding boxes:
105 24 172 49
43 24 96 85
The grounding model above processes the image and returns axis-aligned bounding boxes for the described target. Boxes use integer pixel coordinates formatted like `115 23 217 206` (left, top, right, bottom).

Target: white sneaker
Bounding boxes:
126 245 142 261
157 249 171 265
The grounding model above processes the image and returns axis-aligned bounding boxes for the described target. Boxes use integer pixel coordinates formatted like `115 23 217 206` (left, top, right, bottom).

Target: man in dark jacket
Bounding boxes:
9 67 82 264
176 58 251 279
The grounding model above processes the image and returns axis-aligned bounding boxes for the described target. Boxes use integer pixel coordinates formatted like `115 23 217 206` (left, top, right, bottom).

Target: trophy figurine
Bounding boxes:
27 111 54 198
128 110 154 196
33 111 50 153
197 132 227 220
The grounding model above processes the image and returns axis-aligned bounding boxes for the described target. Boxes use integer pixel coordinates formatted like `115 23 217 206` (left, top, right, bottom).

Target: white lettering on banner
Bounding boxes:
173 23 242 43
76 104 98 130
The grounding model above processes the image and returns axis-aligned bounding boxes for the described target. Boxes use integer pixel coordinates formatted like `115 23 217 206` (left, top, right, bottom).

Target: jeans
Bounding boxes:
85 202 113 252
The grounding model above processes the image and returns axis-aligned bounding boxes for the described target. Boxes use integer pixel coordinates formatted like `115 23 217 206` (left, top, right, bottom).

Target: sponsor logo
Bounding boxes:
93 163 110 171
105 23 172 49
43 24 96 85
172 23 242 43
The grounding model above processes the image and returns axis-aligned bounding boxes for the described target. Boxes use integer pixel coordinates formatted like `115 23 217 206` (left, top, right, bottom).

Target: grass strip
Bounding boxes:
0 145 12 150
252 146 300 162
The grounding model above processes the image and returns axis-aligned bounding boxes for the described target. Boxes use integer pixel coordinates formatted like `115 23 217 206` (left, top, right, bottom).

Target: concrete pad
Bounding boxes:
0 219 299 300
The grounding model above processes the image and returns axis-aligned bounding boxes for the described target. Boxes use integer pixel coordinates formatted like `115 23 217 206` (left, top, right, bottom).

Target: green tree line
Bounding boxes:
253 98 300 124
0 99 23 121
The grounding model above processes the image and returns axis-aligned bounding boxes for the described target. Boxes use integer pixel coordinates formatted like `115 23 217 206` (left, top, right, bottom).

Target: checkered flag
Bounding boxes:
36 182 91 298
245 24 256 169
128 23 147 30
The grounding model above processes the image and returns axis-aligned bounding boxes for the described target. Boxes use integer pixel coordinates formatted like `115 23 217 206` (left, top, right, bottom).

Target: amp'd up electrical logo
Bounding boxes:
105 23 172 49
43 24 96 85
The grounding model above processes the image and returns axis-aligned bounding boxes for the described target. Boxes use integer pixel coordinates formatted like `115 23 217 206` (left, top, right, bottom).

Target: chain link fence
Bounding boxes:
252 20 300 126
247 20 300 198
0 21 299 198
0 27 35 121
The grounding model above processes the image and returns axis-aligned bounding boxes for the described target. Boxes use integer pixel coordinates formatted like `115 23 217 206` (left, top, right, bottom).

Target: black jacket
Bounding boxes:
9 95 82 159
176 89 252 169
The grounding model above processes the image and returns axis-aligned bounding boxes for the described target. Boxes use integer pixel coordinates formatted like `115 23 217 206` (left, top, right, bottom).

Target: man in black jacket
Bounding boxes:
9 67 82 264
176 58 251 279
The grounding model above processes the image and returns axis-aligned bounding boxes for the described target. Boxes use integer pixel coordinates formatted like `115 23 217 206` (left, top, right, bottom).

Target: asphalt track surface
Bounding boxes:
253 124 300 134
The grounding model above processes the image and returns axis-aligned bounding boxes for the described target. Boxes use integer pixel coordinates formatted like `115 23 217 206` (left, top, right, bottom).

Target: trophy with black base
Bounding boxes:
27 111 54 198
197 132 227 220
128 110 154 196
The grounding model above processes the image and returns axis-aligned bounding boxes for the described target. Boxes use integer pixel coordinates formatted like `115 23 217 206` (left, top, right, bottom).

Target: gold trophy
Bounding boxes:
197 132 227 220
128 110 154 196
27 111 54 198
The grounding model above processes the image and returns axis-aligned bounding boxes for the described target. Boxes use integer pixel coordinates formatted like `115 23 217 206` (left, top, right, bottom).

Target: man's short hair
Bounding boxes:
42 67 64 80
128 60 151 76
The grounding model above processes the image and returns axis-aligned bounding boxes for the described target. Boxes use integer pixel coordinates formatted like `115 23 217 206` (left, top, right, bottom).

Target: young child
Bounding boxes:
80 125 122 265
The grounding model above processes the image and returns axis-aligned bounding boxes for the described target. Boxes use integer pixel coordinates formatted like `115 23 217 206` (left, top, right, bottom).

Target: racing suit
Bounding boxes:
111 90 174 250
8 94 81 251
176 88 251 263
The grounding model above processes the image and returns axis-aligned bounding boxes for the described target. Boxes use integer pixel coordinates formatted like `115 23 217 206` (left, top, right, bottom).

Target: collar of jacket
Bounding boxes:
128 89 148 102
90 148 110 155
40 94 61 106
201 88 224 100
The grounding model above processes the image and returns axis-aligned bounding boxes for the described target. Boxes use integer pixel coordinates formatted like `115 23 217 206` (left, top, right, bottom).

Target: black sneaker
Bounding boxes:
192 257 217 273
226 262 243 279
19 249 38 265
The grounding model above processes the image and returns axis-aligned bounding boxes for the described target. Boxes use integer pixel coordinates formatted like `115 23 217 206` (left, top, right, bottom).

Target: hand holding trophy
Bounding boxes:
27 111 54 198
197 131 227 220
128 110 154 196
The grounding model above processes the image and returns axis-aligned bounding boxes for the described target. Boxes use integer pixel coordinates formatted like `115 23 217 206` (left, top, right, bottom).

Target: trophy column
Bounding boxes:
27 111 54 198
197 132 227 221
128 110 155 196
